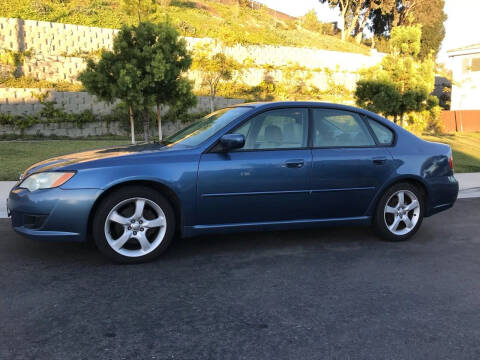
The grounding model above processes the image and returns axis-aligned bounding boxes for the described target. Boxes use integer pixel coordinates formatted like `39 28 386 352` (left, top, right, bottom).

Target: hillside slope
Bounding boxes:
0 0 370 54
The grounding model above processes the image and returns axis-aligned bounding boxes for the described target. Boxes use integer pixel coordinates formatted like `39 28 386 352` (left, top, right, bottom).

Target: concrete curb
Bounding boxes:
1 174 480 218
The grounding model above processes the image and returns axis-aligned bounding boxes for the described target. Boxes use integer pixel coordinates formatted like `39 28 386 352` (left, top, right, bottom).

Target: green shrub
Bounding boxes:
405 106 444 135
0 96 108 133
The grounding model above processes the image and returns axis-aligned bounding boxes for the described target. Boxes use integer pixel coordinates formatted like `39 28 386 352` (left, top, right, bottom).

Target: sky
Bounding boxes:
256 0 480 66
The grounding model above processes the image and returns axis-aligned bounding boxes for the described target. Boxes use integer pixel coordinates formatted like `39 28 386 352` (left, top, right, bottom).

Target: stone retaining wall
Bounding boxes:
0 119 192 138
0 17 384 87
0 88 243 116
0 89 243 137
0 18 118 56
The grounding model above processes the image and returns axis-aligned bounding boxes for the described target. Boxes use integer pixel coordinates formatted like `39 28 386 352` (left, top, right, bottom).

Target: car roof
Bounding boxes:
232 101 391 122
232 101 365 113
229 100 403 133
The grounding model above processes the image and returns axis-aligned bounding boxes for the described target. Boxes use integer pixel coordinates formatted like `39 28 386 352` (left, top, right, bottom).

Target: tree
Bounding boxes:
319 0 356 40
192 43 240 113
302 9 322 32
79 47 144 144
153 78 196 141
121 0 156 23
370 0 446 58
80 22 195 144
356 80 435 124
355 25 438 125
418 1 446 58
144 21 196 141
319 0 376 41
355 79 401 118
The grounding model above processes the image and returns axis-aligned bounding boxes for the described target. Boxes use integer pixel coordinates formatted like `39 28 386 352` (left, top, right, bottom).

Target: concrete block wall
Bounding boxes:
0 117 209 138
0 17 383 87
0 121 122 137
0 88 243 137
22 55 87 83
0 88 243 116
0 88 117 115
0 18 118 56
187 39 384 72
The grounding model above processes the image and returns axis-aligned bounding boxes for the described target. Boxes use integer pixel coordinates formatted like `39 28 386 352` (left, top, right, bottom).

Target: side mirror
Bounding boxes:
220 134 245 151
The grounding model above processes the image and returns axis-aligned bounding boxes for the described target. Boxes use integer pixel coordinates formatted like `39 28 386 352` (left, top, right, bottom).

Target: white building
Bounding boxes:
448 44 480 110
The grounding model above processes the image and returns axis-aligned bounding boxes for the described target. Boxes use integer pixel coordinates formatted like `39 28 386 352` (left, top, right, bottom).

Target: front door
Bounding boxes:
308 108 395 219
197 108 312 226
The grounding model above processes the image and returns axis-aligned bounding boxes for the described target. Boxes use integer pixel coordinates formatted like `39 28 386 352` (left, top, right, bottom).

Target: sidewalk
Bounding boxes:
0 181 16 218
1 174 479 218
456 173 480 199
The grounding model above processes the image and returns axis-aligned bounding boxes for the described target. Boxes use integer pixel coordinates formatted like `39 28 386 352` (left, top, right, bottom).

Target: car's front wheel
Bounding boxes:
374 182 424 241
92 186 175 263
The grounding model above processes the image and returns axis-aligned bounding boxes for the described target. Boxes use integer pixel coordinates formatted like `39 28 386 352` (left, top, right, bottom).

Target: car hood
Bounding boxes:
20 143 172 179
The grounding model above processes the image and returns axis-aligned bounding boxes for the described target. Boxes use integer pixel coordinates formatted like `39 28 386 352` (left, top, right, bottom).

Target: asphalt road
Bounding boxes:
1 199 480 360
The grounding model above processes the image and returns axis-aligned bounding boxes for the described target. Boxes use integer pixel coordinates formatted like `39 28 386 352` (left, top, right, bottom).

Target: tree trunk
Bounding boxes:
129 106 136 145
347 13 360 40
209 96 215 113
156 103 162 142
393 114 398 124
143 109 150 143
355 7 371 44
340 6 347 41
355 32 362 43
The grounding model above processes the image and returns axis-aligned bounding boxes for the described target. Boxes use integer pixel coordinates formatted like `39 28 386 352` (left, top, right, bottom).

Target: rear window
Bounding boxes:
368 119 394 145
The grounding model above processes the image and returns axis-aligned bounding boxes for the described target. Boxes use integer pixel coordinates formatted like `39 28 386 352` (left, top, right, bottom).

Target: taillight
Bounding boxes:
449 156 454 170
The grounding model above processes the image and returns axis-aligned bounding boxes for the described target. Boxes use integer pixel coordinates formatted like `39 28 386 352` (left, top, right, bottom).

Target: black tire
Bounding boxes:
92 185 175 264
373 182 424 242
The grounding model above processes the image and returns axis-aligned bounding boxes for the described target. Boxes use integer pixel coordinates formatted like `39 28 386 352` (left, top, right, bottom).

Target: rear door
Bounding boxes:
196 107 312 226
308 108 395 219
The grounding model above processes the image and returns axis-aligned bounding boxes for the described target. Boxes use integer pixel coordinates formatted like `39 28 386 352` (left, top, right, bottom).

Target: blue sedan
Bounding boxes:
7 102 459 263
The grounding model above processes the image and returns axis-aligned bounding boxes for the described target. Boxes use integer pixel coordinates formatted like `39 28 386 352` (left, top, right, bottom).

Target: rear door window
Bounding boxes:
312 109 375 148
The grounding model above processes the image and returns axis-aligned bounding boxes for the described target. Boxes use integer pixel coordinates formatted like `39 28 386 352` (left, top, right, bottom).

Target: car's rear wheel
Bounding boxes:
92 186 175 263
374 182 424 241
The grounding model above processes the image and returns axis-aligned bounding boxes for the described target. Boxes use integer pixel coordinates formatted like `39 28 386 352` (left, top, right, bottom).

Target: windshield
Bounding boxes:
163 107 252 147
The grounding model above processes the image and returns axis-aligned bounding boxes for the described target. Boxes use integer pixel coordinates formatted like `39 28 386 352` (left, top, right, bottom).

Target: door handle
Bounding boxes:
372 156 387 165
284 159 305 168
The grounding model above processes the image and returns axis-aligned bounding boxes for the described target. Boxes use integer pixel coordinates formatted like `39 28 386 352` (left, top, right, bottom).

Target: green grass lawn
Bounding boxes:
0 133 479 181
0 139 128 181
422 132 480 173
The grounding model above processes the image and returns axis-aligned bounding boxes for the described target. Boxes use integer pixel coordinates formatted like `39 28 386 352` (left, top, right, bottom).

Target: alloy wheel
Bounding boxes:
383 190 421 236
104 197 167 257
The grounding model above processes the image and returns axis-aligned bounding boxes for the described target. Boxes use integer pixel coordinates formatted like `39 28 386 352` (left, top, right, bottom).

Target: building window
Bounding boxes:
462 56 480 73
471 57 480 72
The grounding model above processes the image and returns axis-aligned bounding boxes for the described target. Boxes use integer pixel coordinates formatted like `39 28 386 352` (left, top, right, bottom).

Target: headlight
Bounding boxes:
19 172 75 192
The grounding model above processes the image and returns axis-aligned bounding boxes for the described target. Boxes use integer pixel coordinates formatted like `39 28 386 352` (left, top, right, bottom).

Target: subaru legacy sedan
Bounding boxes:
7 102 459 263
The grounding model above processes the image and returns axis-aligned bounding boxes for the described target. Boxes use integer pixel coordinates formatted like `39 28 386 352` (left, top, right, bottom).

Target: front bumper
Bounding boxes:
7 186 102 242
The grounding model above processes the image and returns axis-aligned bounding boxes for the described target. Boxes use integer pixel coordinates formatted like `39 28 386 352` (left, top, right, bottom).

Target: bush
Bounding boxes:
302 9 322 32
0 97 108 133
405 106 444 135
